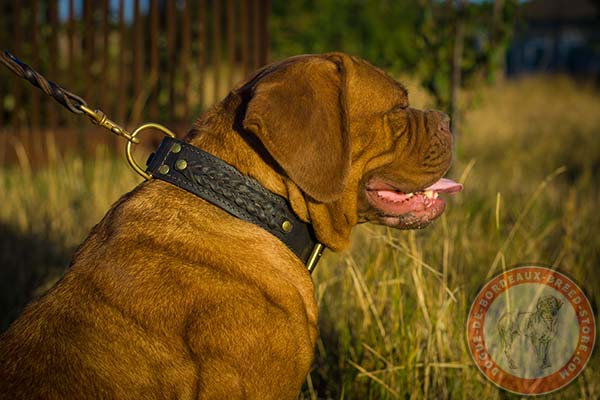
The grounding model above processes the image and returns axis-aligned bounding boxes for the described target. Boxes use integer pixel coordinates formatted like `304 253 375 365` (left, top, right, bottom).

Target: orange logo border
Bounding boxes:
466 266 595 395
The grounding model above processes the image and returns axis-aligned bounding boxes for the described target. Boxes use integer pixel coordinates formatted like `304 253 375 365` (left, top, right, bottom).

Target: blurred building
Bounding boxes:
507 0 600 77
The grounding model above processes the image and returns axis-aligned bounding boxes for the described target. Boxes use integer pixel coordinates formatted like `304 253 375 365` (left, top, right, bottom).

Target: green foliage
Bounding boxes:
270 0 519 108
271 0 422 71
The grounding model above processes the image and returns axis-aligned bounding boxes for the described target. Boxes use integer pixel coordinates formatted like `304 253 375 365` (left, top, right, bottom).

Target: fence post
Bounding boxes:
47 0 59 130
167 0 176 120
133 0 143 120
227 0 236 89
182 0 192 118
252 0 260 72
11 0 22 129
261 0 270 65
83 0 95 104
198 0 207 111
241 0 249 79
117 0 127 124
30 0 41 134
213 0 222 104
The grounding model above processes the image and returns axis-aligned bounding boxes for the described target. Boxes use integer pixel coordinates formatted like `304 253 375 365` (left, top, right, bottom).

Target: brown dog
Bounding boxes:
0 53 461 399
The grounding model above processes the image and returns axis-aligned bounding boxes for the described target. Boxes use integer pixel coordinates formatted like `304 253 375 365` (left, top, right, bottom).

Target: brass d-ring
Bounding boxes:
126 123 176 180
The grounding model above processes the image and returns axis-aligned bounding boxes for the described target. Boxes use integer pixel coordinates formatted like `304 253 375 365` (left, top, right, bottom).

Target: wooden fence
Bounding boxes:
0 0 270 163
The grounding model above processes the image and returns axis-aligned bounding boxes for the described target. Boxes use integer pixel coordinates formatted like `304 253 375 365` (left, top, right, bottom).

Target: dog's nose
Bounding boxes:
430 111 451 136
424 109 451 136
438 114 451 135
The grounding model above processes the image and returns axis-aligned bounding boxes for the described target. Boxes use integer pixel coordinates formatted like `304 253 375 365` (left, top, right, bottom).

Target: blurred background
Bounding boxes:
1 1 599 399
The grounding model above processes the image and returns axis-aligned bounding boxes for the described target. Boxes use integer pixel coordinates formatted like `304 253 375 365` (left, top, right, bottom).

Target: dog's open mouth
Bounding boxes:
365 178 463 228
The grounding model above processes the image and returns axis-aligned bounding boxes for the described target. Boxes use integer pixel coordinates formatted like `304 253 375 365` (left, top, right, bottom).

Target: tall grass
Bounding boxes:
0 135 141 326
306 76 600 399
1 76 598 399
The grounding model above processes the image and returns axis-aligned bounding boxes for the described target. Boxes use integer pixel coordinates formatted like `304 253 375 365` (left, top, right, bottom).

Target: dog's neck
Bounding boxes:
146 136 322 268
186 100 292 208
183 95 356 252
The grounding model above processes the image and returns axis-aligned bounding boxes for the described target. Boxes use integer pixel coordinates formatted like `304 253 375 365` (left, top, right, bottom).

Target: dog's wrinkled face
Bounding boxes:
237 53 461 247
342 56 462 229
358 113 461 229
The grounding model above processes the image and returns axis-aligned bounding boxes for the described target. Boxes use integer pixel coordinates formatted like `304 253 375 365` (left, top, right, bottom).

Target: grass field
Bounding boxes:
1 76 599 399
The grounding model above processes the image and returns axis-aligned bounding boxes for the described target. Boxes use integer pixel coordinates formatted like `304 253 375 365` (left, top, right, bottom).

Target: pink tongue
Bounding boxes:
369 177 463 216
423 178 463 194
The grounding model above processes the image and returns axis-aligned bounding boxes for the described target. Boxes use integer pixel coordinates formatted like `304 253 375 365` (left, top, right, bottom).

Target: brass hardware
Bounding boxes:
125 123 176 180
158 165 170 174
175 159 187 170
78 107 179 180
306 243 325 274
79 105 140 144
171 143 182 153
281 220 293 233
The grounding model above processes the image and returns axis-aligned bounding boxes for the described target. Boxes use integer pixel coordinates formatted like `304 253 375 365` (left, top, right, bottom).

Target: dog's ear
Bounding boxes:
242 54 350 203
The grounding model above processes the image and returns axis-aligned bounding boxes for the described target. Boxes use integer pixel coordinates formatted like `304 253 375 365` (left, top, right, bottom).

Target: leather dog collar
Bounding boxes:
146 137 324 273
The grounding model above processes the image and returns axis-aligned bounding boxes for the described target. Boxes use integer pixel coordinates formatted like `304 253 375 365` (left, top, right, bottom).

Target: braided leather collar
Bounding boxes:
146 137 324 272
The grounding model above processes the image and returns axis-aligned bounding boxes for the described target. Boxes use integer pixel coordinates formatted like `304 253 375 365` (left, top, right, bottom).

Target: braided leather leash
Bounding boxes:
1 50 86 115
0 50 178 176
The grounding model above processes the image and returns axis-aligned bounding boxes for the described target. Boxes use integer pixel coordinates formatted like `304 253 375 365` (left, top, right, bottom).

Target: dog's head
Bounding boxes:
536 296 563 320
206 53 461 250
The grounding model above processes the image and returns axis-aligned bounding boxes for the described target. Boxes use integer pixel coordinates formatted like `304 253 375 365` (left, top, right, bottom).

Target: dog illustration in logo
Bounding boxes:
498 295 563 370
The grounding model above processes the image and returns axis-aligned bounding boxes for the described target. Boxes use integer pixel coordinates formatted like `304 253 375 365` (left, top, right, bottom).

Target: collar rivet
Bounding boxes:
175 159 188 170
282 220 293 233
170 143 182 153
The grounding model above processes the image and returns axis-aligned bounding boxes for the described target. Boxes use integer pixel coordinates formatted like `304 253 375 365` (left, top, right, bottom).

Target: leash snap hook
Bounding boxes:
126 123 176 180
78 105 140 144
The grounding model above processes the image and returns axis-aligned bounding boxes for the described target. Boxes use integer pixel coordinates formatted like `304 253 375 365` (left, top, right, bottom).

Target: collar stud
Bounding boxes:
282 220 293 233
175 159 188 170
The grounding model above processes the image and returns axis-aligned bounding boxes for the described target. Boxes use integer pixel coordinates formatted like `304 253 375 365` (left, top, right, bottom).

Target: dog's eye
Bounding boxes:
384 106 409 135
386 104 409 118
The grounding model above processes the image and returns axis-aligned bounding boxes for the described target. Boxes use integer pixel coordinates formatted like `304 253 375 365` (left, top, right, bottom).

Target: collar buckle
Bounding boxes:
306 243 325 274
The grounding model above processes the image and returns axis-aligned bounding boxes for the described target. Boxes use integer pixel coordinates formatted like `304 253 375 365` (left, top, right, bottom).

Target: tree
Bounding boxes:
270 0 519 138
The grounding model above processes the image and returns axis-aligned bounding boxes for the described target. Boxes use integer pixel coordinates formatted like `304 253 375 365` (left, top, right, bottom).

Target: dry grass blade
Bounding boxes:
347 258 387 339
348 360 401 398
487 165 567 279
